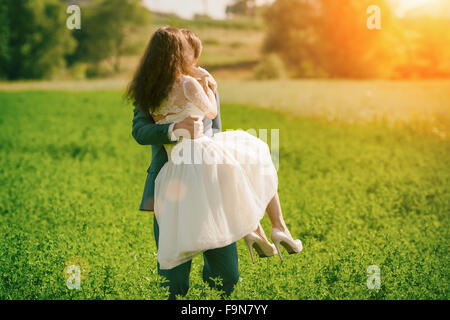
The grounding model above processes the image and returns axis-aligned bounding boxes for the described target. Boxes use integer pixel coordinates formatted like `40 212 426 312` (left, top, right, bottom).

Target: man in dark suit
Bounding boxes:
131 93 239 299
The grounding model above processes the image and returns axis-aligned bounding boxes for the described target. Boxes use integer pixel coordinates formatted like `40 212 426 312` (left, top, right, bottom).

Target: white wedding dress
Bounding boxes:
153 73 278 270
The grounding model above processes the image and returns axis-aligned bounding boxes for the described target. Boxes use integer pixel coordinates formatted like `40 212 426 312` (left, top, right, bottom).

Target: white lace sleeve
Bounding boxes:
182 76 217 119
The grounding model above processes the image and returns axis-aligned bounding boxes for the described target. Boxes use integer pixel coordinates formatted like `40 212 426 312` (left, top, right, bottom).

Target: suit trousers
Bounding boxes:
153 216 239 299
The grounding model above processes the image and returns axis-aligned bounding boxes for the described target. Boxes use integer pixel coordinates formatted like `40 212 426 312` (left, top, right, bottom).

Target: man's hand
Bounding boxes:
197 76 210 93
173 116 204 139
198 75 217 94
206 79 217 94
193 67 217 94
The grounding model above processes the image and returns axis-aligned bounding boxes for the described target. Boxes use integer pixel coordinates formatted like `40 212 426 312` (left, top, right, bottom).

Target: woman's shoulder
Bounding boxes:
180 74 197 82
180 74 201 89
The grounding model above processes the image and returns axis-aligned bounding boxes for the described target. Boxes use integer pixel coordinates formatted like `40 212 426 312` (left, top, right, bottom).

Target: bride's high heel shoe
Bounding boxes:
244 232 277 264
270 228 303 262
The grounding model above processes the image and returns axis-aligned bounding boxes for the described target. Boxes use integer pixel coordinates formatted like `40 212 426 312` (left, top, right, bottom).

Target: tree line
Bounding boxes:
0 0 149 80
1 0 448 80
262 0 450 79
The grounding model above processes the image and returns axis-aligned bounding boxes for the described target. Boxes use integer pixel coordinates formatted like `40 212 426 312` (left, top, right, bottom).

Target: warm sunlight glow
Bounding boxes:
399 0 433 9
395 0 436 16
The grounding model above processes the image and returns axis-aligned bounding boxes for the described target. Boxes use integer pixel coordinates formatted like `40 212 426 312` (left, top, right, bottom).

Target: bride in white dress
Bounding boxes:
127 27 302 270
153 73 278 269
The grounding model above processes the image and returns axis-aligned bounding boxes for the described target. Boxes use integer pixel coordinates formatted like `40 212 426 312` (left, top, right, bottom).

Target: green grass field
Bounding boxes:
0 90 449 299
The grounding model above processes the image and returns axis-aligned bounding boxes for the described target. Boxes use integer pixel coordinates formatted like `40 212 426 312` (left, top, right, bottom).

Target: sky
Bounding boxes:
142 0 273 20
142 0 448 20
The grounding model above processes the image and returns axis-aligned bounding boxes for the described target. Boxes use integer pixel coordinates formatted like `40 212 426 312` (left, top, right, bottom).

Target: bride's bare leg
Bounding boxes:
265 192 302 258
254 222 269 242
252 192 291 239
266 193 291 236
246 194 302 259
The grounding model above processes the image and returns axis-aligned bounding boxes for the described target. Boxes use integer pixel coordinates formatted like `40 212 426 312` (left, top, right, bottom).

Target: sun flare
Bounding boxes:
395 0 435 14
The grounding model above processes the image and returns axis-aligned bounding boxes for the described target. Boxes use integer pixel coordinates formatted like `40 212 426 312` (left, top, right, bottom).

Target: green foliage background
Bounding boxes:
0 0 75 80
0 91 448 299
69 0 150 73
263 0 450 79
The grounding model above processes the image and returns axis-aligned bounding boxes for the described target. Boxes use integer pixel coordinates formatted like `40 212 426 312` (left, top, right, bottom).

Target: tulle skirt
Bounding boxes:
154 130 278 270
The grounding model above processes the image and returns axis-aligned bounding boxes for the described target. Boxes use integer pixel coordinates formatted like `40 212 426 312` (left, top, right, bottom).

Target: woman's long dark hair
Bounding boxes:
126 27 196 113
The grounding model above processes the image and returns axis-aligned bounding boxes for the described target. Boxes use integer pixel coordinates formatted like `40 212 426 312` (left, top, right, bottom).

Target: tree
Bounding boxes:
316 0 394 78
71 0 150 73
0 1 10 79
0 0 75 79
263 0 323 77
263 0 396 78
226 0 257 17
395 17 450 78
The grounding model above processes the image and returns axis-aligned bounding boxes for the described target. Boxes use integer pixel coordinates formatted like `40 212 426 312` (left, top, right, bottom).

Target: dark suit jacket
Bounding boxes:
132 92 222 211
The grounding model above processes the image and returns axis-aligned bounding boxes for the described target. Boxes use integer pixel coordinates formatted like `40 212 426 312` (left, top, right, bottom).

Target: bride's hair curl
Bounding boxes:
126 26 196 113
